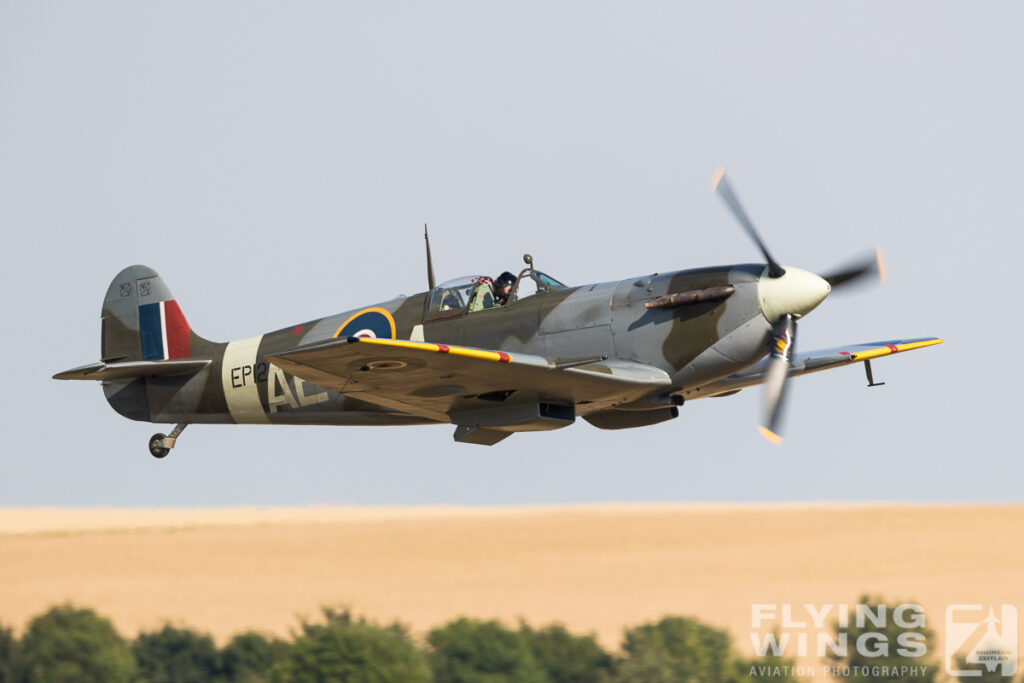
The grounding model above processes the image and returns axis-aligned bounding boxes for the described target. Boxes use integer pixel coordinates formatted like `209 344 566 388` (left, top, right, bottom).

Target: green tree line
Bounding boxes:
0 597 1003 682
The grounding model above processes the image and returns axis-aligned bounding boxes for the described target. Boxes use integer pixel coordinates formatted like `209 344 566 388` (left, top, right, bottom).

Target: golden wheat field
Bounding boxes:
2 504 1022 681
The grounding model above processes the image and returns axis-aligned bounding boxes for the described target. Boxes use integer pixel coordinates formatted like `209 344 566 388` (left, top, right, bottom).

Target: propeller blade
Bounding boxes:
711 167 785 278
822 248 886 290
759 314 796 445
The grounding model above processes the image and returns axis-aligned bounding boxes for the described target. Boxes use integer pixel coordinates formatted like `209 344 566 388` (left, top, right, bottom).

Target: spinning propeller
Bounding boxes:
710 167 885 445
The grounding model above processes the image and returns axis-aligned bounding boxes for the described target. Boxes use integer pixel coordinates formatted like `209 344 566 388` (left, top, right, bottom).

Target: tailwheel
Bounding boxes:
147 423 188 459
149 433 169 458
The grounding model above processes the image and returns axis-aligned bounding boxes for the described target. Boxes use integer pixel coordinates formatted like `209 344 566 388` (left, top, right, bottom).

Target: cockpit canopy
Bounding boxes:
428 275 489 316
426 270 566 319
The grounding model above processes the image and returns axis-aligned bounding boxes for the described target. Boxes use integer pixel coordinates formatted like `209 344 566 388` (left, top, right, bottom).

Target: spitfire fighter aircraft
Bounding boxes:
56 170 941 455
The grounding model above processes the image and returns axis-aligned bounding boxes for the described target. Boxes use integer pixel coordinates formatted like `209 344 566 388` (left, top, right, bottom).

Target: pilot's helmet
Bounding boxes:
495 271 516 290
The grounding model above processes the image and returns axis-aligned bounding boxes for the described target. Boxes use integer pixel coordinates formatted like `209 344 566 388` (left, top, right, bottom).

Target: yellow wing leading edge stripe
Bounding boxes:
352 337 941 368
352 337 513 363
848 338 943 362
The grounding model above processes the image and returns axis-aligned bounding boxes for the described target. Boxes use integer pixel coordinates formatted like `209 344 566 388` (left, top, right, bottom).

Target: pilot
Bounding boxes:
493 271 516 306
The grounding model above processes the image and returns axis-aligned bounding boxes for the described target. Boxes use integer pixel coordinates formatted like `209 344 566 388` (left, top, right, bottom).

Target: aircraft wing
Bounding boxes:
267 337 671 421
687 337 943 399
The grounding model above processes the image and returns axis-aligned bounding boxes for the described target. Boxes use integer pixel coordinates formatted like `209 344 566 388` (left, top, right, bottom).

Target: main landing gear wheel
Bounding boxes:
149 434 169 458
147 423 188 459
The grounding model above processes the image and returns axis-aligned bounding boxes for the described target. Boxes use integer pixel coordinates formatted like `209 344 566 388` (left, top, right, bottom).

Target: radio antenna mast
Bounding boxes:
424 224 436 291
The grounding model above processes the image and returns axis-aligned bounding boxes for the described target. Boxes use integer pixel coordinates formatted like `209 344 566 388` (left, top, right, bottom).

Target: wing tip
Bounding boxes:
899 338 943 351
758 426 783 446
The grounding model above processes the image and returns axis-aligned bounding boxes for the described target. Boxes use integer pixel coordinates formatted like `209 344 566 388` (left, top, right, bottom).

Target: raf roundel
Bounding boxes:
333 307 397 340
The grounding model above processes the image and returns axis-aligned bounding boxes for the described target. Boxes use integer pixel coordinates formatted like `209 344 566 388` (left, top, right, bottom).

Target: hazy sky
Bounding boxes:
2 3 1020 505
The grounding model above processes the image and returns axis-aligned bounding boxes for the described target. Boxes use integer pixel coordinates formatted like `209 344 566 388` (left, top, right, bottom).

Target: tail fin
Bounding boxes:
101 265 214 362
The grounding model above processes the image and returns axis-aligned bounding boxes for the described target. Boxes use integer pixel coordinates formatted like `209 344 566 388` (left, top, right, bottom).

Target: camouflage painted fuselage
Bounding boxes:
98 264 772 428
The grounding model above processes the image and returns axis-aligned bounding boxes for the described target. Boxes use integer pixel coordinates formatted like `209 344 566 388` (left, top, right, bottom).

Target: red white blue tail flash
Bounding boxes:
139 300 190 360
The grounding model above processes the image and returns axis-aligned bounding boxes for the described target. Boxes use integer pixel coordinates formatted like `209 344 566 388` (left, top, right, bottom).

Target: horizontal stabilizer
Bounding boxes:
53 359 211 381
